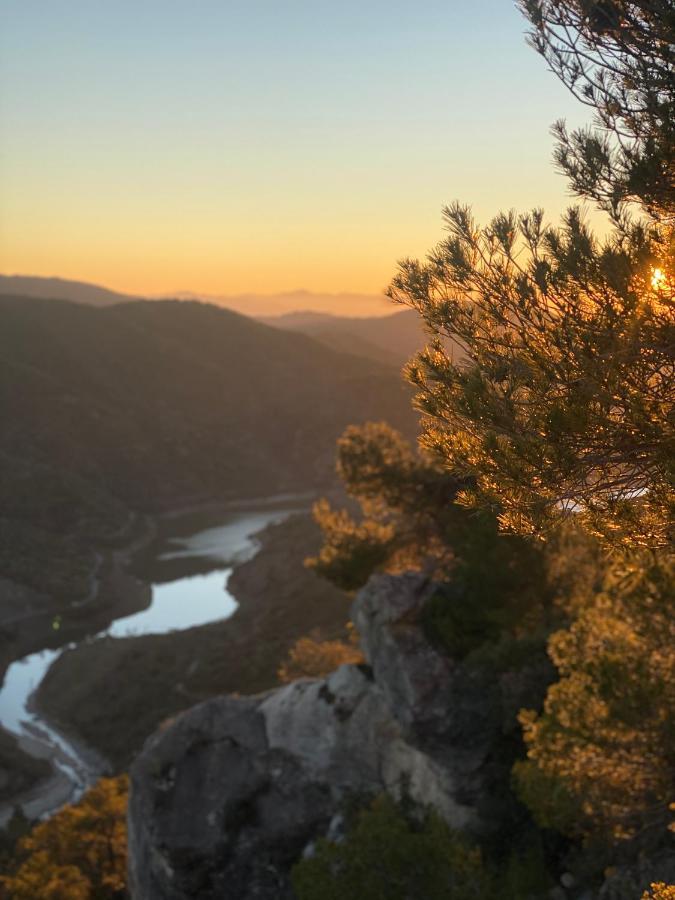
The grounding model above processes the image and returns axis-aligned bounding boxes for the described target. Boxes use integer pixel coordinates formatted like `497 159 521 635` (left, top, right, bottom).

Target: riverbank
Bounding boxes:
0 512 155 687
0 491 323 689
0 728 51 809
0 495 341 821
0 514 157 823
0 716 110 829
35 512 349 770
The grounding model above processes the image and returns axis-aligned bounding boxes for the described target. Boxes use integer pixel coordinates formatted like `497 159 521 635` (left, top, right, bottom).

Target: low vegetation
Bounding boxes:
278 627 363 683
644 887 675 900
515 554 675 845
292 794 496 900
0 776 128 900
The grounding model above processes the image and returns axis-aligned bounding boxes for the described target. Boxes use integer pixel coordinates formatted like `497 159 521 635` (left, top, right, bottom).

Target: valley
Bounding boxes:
0 292 395 826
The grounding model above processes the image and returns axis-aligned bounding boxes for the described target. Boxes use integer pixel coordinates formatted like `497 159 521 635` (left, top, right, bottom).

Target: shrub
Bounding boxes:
514 554 675 845
0 776 128 900
278 627 363 682
643 886 675 900
292 794 495 900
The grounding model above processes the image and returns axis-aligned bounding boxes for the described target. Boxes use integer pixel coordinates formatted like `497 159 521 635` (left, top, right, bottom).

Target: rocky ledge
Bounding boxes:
128 572 548 899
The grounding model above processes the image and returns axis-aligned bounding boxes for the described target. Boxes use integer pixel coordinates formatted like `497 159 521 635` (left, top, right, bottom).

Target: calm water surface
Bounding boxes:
0 501 303 815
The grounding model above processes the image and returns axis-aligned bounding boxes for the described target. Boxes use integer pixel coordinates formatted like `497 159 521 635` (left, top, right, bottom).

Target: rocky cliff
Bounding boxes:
128 572 550 899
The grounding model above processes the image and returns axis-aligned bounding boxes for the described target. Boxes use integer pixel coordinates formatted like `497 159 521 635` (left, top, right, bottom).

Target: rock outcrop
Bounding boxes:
128 572 546 899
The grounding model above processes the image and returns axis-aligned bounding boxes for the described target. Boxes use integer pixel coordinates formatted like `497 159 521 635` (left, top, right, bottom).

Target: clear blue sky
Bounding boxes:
0 1 590 300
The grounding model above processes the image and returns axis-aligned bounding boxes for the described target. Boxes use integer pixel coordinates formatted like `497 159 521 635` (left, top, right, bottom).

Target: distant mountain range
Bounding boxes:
0 274 463 370
259 309 427 367
0 275 390 317
260 309 465 367
0 275 140 307
170 289 391 318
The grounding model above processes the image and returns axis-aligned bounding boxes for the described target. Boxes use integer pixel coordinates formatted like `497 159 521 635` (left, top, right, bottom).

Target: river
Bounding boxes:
0 499 305 824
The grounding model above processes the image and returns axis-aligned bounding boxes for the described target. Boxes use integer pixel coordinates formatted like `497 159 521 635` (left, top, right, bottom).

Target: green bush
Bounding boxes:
291 794 495 900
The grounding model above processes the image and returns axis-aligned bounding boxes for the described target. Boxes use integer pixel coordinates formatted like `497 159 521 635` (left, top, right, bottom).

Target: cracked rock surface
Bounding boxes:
128 572 533 899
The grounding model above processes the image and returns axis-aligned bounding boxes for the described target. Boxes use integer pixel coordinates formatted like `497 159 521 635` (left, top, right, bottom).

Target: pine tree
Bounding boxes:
309 2 674 877
387 1 673 547
520 0 674 222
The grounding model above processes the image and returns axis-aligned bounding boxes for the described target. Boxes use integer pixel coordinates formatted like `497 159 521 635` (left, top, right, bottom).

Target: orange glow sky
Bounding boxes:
0 1 594 311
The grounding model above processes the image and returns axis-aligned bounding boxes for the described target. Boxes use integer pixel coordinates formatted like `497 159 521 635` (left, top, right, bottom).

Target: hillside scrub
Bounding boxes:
292 794 497 900
0 776 128 900
278 627 363 683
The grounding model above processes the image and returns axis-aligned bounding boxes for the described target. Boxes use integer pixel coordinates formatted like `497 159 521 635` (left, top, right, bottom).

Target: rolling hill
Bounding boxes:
0 294 416 601
0 295 415 511
260 308 466 367
0 275 141 307
0 275 390 318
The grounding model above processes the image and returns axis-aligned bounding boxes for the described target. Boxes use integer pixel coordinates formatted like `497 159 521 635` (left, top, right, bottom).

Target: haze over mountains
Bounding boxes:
260 309 433 367
0 275 431 601
0 274 456 369
172 288 391 318
1 274 441 368
0 275 390 317
0 275 140 308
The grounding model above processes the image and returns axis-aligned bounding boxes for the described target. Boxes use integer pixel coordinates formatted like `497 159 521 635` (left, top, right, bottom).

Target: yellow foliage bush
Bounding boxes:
0 775 128 900
278 627 363 683
515 555 675 843
643 885 675 900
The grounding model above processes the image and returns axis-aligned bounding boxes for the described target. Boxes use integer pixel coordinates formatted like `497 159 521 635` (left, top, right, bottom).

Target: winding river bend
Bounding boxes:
0 499 305 824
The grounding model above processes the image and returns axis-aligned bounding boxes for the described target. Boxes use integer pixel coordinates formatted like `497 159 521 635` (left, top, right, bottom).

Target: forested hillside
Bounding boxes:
1 296 413 505
0 295 414 598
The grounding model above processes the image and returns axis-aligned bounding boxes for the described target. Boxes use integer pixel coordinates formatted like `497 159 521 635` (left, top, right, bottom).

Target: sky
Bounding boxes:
0 1 592 308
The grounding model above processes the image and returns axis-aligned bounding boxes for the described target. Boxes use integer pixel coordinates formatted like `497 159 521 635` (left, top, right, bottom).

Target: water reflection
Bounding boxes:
0 502 303 811
109 508 296 636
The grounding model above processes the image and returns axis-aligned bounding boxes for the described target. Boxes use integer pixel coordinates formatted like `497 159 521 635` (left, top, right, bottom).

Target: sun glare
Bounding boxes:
651 267 667 290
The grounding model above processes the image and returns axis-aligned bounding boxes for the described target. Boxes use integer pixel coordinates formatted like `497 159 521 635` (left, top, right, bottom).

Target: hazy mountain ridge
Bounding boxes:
170 288 391 317
0 275 141 307
0 275 390 317
0 275 422 367
261 308 465 367
0 295 414 505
